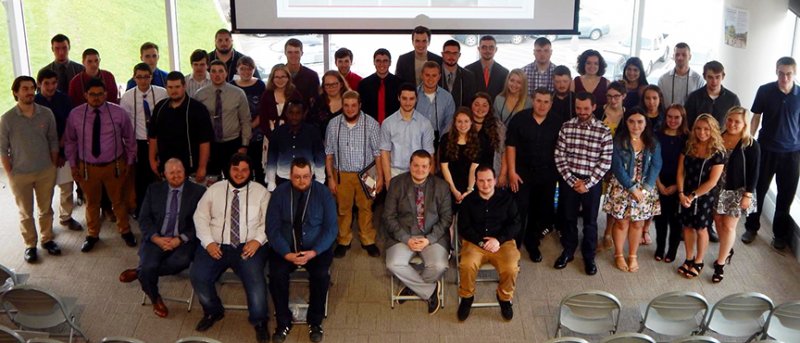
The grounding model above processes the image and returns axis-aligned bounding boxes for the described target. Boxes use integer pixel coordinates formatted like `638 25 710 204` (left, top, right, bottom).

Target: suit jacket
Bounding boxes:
138 180 207 243
439 66 477 107
359 72 402 122
382 173 452 249
395 51 443 85
465 60 509 100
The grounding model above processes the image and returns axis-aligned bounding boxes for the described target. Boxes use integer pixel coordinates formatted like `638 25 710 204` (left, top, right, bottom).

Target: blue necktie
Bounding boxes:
230 189 240 246
143 94 152 136
165 189 179 237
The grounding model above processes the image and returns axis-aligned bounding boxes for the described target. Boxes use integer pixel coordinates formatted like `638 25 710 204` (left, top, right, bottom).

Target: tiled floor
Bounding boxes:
0 175 798 343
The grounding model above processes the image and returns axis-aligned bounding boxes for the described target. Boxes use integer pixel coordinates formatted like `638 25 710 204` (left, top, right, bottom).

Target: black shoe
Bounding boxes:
24 248 38 263
396 286 414 304
584 259 598 275
708 226 720 243
80 236 99 252
254 322 269 343
42 241 61 255
333 244 350 258
772 238 788 250
497 295 513 321
457 296 474 321
529 248 543 263
195 312 224 332
427 281 441 315
363 244 381 257
553 252 573 269
309 324 324 342
741 230 757 244
272 325 292 343
121 232 137 247
60 218 83 231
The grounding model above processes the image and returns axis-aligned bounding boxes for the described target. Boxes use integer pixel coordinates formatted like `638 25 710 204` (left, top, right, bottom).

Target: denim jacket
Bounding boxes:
610 139 662 191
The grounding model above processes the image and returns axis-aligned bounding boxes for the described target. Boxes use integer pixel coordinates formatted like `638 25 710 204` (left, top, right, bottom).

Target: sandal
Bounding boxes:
677 258 694 276
712 261 725 283
628 255 639 273
684 262 704 279
641 231 652 245
664 248 678 263
614 254 628 272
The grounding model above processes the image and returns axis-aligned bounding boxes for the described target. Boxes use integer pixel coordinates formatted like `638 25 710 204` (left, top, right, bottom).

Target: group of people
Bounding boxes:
1 25 799 343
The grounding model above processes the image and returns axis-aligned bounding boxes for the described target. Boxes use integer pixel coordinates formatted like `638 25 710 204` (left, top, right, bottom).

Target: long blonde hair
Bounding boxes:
685 113 726 158
722 106 755 147
499 69 529 113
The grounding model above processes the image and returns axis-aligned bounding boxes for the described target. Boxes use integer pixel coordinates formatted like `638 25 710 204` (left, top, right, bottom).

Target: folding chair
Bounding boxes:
0 264 28 316
101 336 147 343
27 339 67 343
555 290 622 337
761 300 800 342
453 227 501 308
638 291 708 337
389 256 445 309
175 337 223 343
703 292 773 342
0 285 88 343
140 269 195 312
287 266 330 325
671 336 722 343
217 270 249 311
542 337 591 343
0 324 24 343
599 332 656 343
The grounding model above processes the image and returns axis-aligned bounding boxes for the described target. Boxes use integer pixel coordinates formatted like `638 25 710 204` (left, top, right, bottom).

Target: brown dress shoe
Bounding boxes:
119 268 138 283
153 297 169 318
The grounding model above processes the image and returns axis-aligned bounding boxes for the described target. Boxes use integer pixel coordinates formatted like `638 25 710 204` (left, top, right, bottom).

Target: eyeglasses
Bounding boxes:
87 92 105 98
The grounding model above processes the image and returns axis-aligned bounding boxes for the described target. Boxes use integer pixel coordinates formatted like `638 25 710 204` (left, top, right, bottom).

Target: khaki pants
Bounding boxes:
76 160 130 237
335 171 376 245
57 181 74 222
458 239 520 301
7 165 57 247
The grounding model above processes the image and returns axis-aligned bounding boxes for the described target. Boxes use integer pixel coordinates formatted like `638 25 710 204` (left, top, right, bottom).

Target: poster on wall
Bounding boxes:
724 6 749 49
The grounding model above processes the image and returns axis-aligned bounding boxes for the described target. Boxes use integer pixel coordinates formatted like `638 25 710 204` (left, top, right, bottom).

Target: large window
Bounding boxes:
0 2 15 111
176 0 226 74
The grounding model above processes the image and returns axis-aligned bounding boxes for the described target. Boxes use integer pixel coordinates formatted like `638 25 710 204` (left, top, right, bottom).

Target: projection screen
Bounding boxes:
231 0 580 35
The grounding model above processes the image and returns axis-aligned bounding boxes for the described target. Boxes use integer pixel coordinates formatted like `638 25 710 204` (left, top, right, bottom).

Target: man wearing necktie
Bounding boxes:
121 63 167 215
194 60 251 178
464 35 510 99
439 40 477 107
118 158 205 318
358 48 401 125
190 153 270 341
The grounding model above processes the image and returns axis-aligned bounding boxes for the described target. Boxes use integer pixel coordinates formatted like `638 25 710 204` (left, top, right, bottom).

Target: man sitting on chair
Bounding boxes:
383 149 452 315
119 158 205 318
456 165 520 321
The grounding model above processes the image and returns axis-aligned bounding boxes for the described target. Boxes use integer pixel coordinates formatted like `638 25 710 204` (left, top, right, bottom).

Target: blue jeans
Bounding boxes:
190 244 269 325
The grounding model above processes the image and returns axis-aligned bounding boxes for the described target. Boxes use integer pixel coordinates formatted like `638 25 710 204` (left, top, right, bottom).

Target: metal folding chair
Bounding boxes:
555 290 622 337
638 291 708 337
389 256 445 309
703 292 773 342
140 269 195 312
761 300 800 342
599 332 656 343
0 285 88 343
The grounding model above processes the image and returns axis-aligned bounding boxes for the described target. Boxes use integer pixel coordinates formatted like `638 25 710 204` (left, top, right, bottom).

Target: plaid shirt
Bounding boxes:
522 61 555 96
554 116 613 189
324 113 381 172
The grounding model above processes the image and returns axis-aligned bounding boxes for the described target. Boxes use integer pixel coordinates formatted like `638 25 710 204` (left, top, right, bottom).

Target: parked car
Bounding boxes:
619 32 670 75
543 10 610 41
270 35 337 65
452 34 527 47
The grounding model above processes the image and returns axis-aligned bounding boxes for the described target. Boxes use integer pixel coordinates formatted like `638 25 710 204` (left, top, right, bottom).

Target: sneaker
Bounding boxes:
427 281 441 315
333 244 350 258
363 244 381 257
396 286 414 304
309 324 324 342
42 241 62 255
457 296 474 321
497 295 513 320
741 230 757 244
272 325 292 343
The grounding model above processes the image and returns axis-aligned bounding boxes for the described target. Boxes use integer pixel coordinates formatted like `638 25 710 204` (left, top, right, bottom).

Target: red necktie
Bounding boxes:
483 66 490 88
377 78 386 124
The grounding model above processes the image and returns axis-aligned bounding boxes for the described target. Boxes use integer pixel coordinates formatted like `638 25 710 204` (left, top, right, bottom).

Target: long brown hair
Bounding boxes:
266 63 296 98
662 104 689 135
444 107 480 162
684 113 725 158
471 92 501 152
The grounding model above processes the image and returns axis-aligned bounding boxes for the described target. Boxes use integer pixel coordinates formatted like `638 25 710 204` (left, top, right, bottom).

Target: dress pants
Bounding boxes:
458 240 520 301
745 150 800 242
559 177 602 261
268 248 333 327
654 193 682 257
76 160 130 237
190 244 269 325
138 238 196 302
56 181 74 223
385 242 448 299
335 171 376 246
131 140 154 211
7 165 57 248
514 171 557 251
210 138 242 179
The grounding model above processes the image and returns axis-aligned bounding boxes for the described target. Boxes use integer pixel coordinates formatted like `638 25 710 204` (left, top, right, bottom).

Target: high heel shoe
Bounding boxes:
678 258 694 277
685 262 704 279
725 248 734 265
712 261 725 283
628 255 639 273
664 248 678 263
615 254 628 272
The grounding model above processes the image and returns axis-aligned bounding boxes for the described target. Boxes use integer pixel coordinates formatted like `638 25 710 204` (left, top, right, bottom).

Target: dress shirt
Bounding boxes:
160 183 184 238
194 83 252 145
554 116 613 189
358 73 401 122
125 68 169 90
194 181 269 248
67 70 119 106
186 73 211 98
265 122 326 190
415 85 456 134
521 61 556 95
64 102 136 167
120 85 167 140
0 104 59 174
379 110 435 170
657 68 705 106
324 113 381 172
458 189 520 246
266 181 337 256
344 72 362 91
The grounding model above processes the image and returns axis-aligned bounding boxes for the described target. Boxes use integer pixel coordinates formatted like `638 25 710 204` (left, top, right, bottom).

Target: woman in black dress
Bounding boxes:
440 107 485 211
654 104 689 263
676 113 726 279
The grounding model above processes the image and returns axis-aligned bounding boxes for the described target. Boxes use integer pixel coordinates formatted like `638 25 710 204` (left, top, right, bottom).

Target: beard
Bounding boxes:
217 47 232 54
229 177 250 189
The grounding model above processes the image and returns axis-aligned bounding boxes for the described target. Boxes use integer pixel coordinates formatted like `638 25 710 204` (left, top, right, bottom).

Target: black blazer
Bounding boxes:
359 72 402 121
139 180 207 243
439 66 477 107
723 139 760 193
395 51 443 85
465 60 509 100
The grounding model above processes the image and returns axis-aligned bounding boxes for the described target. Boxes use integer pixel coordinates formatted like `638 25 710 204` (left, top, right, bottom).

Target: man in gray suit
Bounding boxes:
118 158 206 318
383 149 451 315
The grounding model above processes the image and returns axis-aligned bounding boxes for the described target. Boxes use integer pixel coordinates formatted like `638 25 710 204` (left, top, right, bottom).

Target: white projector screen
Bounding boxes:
231 0 580 35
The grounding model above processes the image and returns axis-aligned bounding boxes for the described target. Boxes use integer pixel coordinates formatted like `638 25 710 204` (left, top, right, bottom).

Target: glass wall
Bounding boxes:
176 0 226 74
0 3 14 111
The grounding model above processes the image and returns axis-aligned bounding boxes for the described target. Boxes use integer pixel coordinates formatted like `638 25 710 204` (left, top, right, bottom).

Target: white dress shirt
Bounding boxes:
120 85 167 140
194 180 270 248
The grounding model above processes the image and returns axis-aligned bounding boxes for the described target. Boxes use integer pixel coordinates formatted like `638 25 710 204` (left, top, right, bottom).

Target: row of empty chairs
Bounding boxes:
546 333 787 342
0 326 225 343
555 290 799 342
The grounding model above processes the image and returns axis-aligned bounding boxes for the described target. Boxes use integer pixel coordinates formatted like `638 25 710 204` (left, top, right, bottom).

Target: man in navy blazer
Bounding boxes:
395 26 444 86
464 35 510 99
118 158 206 318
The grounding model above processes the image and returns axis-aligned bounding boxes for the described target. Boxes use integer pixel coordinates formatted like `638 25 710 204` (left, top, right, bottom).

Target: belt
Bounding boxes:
82 157 123 167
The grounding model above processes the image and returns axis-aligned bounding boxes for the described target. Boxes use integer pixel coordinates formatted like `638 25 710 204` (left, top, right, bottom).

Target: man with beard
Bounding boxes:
465 35 509 99
190 153 270 341
267 157 337 343
208 29 260 82
39 34 84 93
657 42 705 106
439 40 476 107
550 65 576 124
521 37 556 95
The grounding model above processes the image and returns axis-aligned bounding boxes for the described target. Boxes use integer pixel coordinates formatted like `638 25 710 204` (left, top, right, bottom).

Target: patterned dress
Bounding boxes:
680 151 726 229
603 151 662 221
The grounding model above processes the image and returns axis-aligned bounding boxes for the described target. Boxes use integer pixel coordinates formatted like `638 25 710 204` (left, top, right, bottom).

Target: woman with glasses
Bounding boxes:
231 56 267 184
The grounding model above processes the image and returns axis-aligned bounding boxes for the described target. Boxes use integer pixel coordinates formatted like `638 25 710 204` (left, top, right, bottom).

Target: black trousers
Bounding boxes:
514 172 557 252
268 248 333 328
209 138 243 179
135 140 155 211
745 150 800 241
248 138 266 186
559 177 602 261
138 239 196 302
654 192 682 258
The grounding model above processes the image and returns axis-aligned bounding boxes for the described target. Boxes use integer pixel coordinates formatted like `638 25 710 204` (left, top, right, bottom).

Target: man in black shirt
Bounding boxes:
149 72 213 181
359 49 401 124
457 166 520 322
506 88 562 262
550 65 575 125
